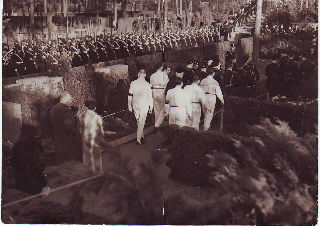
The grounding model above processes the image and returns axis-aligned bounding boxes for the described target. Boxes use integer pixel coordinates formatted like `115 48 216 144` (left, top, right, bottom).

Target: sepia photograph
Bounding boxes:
1 0 318 224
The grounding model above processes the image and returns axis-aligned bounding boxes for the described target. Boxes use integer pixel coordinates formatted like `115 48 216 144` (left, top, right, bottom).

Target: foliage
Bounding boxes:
160 119 317 224
223 96 317 137
4 145 170 224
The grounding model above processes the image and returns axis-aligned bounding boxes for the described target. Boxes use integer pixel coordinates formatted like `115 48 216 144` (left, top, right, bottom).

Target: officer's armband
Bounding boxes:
128 93 133 96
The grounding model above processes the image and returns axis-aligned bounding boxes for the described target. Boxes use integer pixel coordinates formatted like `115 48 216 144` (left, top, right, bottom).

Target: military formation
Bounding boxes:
265 49 318 98
2 0 258 79
2 27 220 78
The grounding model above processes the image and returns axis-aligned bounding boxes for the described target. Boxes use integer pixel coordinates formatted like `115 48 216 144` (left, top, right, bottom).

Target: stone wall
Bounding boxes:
3 101 22 143
3 76 64 137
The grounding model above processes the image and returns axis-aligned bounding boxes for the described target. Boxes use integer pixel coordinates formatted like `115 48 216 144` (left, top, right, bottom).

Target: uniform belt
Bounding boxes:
152 87 165 89
170 105 181 108
205 92 216 95
192 102 200 104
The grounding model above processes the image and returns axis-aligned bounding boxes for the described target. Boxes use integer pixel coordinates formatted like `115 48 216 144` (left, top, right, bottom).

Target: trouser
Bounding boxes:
152 89 166 128
169 107 187 127
82 136 103 174
187 103 202 131
203 94 217 131
133 107 148 142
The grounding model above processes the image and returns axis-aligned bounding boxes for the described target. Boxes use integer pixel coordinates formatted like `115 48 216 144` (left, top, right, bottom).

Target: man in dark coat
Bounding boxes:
265 56 280 96
50 92 82 165
11 124 46 194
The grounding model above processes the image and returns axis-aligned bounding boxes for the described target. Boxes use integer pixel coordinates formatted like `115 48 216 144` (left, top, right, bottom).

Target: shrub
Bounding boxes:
223 96 317 136
160 118 317 224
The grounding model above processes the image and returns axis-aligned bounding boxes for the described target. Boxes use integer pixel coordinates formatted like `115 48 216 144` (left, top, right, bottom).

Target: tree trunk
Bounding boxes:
63 0 67 17
158 0 161 14
30 0 35 32
44 0 47 13
47 0 53 40
300 0 304 11
305 0 308 8
164 0 168 30
114 0 118 30
253 0 263 62
180 0 183 15
176 0 179 15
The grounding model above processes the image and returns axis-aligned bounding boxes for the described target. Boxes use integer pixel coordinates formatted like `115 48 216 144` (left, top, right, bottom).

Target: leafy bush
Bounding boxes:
223 96 317 136
3 146 170 224
160 119 317 224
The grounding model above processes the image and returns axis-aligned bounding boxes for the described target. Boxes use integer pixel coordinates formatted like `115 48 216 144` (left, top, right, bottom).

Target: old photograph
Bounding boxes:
1 0 318 224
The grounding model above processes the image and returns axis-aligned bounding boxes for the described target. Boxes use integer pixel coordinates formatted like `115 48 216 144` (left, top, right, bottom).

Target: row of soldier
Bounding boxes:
2 0 259 78
3 27 221 78
261 24 318 37
265 51 318 97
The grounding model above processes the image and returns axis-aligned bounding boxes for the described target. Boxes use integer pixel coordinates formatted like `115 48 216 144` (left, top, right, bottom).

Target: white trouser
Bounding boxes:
169 106 187 127
133 106 148 142
203 94 216 131
152 89 166 128
187 103 202 131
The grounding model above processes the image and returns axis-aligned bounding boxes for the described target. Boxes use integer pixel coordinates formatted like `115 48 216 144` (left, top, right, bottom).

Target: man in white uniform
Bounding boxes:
150 64 170 128
184 73 208 131
166 78 192 127
200 64 224 131
128 69 153 145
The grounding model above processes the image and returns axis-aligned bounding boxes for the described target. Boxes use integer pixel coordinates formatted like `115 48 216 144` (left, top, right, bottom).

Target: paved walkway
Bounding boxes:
105 130 216 203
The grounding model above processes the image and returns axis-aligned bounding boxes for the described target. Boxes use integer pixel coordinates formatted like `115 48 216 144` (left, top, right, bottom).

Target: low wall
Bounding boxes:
3 77 65 137
3 101 22 143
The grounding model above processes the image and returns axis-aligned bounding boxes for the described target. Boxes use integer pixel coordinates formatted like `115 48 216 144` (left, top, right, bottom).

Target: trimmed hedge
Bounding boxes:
160 125 237 187
223 96 317 136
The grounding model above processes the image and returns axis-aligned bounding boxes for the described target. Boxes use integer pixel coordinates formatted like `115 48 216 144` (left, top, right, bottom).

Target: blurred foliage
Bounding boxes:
223 96 317 137
3 117 317 224
160 118 317 224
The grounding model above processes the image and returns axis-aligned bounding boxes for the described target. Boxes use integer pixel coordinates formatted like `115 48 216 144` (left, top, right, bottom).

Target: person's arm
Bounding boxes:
215 84 224 105
148 84 153 113
184 93 192 118
128 83 133 112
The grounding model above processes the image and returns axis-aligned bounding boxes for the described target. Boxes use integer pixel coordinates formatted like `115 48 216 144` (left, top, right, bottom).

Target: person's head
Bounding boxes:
138 69 147 78
85 100 97 111
60 92 73 106
175 67 184 78
163 64 171 74
192 73 200 84
211 58 221 71
175 77 183 87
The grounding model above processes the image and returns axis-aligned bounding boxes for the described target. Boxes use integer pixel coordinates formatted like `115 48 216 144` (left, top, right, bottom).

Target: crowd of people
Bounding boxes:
265 49 318 97
2 0 257 78
128 52 262 144
261 23 318 36
2 28 220 78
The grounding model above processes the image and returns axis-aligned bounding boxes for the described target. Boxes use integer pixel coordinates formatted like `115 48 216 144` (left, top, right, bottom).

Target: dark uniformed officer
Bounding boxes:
265 56 280 96
243 60 260 87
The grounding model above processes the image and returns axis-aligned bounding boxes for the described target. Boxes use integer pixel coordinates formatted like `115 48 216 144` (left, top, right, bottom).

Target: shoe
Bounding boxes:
141 137 147 144
136 141 142 145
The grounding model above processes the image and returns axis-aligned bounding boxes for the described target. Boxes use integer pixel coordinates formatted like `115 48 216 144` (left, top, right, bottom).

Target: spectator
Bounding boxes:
50 92 82 165
11 124 46 194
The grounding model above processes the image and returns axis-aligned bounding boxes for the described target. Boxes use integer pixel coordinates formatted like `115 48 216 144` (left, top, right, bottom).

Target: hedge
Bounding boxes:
159 120 317 224
223 96 317 136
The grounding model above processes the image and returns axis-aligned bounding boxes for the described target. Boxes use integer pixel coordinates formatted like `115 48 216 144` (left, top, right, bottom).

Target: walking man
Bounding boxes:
166 78 192 127
128 69 153 145
200 66 224 131
150 64 170 128
79 101 105 174
184 73 208 131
